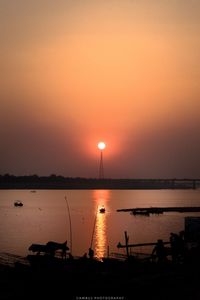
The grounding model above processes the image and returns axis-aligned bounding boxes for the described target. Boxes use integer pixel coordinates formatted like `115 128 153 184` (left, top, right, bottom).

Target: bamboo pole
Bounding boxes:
65 196 72 254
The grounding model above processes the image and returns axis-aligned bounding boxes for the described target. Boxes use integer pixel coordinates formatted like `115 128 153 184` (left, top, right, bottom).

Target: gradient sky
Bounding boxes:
0 0 200 178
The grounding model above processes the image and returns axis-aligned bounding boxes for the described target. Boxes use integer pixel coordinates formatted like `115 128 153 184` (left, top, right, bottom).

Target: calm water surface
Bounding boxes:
0 189 200 259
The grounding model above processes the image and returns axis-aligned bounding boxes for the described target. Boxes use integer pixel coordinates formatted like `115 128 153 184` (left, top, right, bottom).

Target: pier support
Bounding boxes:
124 231 129 258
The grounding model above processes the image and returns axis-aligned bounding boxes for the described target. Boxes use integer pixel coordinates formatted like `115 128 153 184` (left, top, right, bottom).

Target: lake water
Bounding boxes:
0 189 200 259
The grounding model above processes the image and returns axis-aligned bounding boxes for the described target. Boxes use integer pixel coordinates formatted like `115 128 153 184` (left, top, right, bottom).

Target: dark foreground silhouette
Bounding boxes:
1 229 200 300
1 247 200 300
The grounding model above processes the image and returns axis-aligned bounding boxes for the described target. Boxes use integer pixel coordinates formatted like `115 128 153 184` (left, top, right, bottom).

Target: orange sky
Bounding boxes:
0 0 200 178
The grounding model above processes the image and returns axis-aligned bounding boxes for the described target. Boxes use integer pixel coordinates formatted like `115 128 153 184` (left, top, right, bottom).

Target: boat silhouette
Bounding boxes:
99 206 105 213
14 201 23 207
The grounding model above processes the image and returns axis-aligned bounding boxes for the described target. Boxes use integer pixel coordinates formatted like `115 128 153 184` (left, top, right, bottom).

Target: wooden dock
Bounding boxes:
117 206 200 215
117 241 170 249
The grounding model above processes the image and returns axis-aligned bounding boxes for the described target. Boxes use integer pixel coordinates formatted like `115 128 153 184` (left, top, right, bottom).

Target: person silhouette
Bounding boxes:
170 231 185 263
88 247 94 259
152 239 167 263
170 233 179 263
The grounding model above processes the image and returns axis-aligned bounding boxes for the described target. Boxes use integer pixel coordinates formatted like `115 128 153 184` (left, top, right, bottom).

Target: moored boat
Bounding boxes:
99 206 105 213
14 201 23 207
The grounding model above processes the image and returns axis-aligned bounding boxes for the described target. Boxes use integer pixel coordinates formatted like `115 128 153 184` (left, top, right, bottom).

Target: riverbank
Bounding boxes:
1 253 200 300
0 175 199 189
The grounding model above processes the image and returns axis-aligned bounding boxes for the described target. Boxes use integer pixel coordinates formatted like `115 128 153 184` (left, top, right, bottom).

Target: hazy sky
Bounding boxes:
0 0 200 178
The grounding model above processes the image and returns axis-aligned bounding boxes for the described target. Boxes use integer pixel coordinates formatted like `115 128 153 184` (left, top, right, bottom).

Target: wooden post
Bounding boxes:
124 231 129 258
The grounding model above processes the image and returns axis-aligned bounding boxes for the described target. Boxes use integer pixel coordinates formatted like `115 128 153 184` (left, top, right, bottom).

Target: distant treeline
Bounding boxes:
0 174 199 189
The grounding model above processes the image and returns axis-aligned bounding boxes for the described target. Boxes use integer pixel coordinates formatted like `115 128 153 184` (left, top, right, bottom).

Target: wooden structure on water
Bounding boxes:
117 231 171 259
117 206 200 216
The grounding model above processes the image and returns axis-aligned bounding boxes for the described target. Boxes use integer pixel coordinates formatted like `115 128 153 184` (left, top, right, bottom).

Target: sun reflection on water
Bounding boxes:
93 190 110 259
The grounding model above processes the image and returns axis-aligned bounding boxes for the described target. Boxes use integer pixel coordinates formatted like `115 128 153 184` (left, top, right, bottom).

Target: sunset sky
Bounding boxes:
0 0 200 178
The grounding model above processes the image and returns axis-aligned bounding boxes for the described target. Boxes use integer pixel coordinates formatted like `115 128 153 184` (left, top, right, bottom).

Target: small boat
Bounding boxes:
14 201 23 207
99 206 106 213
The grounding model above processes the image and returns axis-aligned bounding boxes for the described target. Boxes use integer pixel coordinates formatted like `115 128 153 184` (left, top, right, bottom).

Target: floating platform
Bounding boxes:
117 206 200 215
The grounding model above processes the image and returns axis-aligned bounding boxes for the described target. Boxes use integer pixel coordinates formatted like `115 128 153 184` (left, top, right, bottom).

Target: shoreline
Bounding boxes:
1 176 199 190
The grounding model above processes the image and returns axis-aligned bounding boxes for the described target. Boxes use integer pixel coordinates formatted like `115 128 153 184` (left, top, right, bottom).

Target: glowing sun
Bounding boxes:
98 142 106 150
